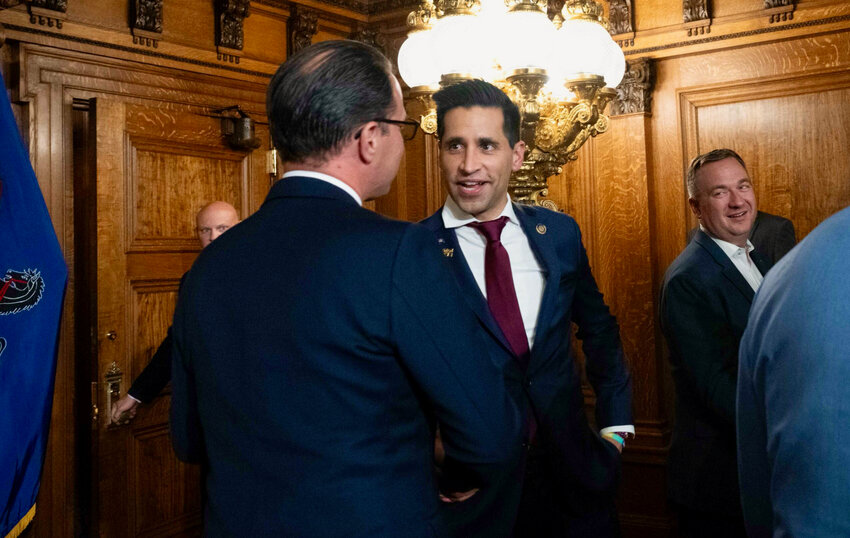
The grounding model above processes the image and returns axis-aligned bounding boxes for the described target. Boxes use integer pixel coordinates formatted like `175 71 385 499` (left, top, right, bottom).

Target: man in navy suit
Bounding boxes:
169 41 520 537
738 205 850 537
660 149 772 537
111 201 239 423
421 80 633 537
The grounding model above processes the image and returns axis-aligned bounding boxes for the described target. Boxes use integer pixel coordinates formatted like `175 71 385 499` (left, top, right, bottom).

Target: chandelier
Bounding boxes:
397 0 625 207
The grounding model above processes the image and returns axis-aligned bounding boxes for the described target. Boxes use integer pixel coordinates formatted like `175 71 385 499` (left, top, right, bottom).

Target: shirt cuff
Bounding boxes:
127 393 142 404
600 425 635 437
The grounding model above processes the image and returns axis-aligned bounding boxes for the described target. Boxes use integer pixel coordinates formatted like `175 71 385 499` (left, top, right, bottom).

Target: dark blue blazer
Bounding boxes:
170 177 521 537
422 203 633 537
660 230 772 514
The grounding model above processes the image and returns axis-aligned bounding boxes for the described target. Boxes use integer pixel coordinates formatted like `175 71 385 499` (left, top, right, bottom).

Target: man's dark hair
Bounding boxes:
267 40 395 163
686 148 748 198
434 79 520 147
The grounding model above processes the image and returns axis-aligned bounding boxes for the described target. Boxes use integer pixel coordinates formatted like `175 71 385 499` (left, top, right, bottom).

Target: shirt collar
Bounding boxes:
441 193 518 229
700 225 754 256
282 170 362 206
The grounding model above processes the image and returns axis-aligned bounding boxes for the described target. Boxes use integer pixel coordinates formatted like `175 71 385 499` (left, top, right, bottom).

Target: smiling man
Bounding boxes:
660 148 773 537
421 80 633 538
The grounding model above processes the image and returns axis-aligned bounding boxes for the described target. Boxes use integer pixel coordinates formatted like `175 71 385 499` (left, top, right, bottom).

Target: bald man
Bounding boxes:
111 201 239 423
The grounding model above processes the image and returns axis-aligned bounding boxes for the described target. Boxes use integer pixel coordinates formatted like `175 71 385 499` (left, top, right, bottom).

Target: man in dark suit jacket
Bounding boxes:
421 80 633 537
661 149 772 537
111 201 239 423
738 205 850 537
169 41 520 537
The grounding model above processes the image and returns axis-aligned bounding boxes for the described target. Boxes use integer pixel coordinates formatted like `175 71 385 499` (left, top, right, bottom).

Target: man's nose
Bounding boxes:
461 149 480 173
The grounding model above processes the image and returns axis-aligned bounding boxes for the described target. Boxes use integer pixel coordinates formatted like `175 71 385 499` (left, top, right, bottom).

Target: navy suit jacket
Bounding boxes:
660 230 772 514
422 203 632 537
170 177 521 537
748 210 796 265
738 206 850 537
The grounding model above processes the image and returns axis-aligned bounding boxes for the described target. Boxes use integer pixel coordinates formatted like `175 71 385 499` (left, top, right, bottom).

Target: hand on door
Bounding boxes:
111 394 139 424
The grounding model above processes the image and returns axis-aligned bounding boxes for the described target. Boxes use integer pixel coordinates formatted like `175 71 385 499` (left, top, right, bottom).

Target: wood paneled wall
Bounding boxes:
2 0 849 535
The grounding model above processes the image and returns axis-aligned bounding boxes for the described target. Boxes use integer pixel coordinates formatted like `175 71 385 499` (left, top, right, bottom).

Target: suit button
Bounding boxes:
524 379 532 388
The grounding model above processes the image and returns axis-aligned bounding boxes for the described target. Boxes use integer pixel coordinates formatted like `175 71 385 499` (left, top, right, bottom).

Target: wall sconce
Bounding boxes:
209 105 262 150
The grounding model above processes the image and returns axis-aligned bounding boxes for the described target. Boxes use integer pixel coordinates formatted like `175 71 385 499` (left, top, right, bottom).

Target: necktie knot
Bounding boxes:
468 216 509 243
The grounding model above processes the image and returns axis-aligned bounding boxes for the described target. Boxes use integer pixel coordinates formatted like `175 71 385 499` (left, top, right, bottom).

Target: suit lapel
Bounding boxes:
427 222 515 356
514 205 560 365
695 231 755 303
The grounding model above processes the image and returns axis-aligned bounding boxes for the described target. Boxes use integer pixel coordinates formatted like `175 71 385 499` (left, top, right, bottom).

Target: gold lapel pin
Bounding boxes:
536 224 547 235
442 248 454 258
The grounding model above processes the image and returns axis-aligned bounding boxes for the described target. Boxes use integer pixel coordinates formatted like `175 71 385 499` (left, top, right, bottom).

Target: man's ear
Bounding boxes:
511 141 526 172
688 197 701 218
357 122 381 165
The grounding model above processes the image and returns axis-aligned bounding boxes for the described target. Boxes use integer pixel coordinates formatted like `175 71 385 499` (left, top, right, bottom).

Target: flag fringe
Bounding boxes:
3 504 36 538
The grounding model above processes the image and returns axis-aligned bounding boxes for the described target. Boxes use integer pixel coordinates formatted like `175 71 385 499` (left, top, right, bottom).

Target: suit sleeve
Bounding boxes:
129 273 186 403
389 224 522 488
127 330 172 403
568 221 633 429
661 273 737 426
169 274 204 464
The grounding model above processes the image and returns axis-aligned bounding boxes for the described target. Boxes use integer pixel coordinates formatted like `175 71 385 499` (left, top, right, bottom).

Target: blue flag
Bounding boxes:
0 73 68 538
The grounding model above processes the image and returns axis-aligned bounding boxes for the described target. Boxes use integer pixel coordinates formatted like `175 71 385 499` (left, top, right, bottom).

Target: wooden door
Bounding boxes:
89 97 270 536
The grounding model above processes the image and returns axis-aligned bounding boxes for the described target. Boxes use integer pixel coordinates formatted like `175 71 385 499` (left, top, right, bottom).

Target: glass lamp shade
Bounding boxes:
497 9 557 73
431 14 493 79
551 18 621 84
601 38 626 87
398 29 441 89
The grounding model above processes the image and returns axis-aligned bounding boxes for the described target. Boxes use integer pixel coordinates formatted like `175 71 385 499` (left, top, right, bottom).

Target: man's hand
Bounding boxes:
111 395 140 424
439 489 479 503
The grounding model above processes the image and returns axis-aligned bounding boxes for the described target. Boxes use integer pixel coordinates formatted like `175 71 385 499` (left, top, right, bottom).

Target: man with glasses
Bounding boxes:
169 40 520 536
111 201 239 424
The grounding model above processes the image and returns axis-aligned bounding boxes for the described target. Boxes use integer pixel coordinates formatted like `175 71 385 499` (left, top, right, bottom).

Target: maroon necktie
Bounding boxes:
468 217 530 366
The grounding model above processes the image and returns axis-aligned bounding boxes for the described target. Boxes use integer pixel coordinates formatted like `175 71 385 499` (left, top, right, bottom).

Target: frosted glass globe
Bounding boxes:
398 29 441 89
551 18 616 82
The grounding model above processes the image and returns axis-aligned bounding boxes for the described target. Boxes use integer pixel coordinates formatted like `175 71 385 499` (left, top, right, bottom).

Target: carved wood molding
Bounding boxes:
26 0 66 29
216 0 251 63
683 0 710 36
765 0 795 24
131 0 163 48
608 0 634 47
610 58 653 116
0 0 24 9
350 25 386 56
288 5 317 56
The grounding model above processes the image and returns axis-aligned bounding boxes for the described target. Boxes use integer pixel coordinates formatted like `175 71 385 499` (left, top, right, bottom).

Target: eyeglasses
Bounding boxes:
355 118 420 141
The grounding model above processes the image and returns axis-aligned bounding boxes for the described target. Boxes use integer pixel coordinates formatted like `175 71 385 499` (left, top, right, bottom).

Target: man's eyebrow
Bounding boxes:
478 137 499 147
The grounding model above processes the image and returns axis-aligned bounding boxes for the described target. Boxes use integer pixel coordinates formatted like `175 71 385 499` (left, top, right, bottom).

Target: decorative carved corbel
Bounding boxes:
765 0 795 23
130 0 163 48
609 58 653 116
350 25 386 56
608 0 634 47
216 0 251 64
26 0 67 29
288 6 318 56
683 0 710 37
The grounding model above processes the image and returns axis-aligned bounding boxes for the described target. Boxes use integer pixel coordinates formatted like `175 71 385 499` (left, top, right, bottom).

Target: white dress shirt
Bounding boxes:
702 227 764 292
283 170 362 206
441 194 545 347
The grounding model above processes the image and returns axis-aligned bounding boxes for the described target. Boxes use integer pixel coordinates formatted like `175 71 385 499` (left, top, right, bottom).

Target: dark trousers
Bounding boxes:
513 445 621 538
674 505 747 538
